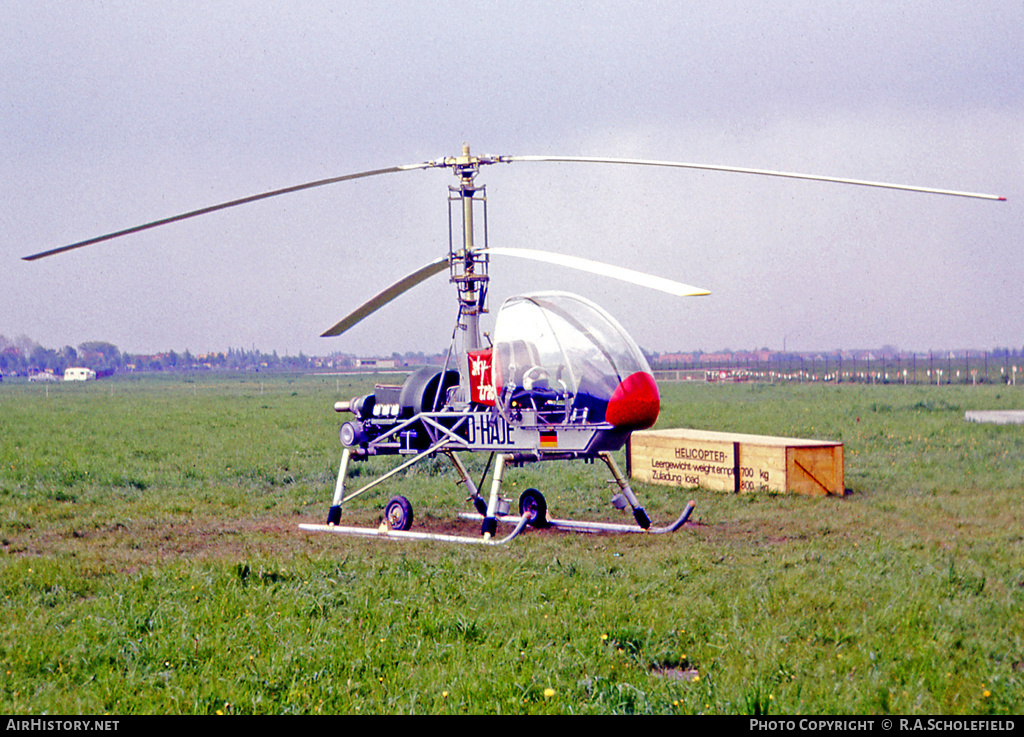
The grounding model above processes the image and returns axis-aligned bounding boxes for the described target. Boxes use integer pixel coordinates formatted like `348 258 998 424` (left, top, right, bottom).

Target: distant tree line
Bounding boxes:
650 345 1024 385
0 336 122 376
0 336 330 375
186 347 320 372
0 335 442 376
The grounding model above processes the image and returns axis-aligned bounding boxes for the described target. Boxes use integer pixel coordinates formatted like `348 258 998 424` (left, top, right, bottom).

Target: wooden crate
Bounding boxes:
629 428 844 496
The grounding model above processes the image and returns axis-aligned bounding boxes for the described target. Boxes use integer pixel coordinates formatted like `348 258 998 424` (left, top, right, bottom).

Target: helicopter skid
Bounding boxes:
299 512 533 546
460 499 696 535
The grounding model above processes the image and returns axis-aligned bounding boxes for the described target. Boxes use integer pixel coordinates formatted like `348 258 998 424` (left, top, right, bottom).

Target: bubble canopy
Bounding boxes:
490 292 660 428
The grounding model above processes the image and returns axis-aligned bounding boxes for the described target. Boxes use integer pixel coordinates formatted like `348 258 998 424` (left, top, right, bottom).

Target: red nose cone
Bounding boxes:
606 372 660 429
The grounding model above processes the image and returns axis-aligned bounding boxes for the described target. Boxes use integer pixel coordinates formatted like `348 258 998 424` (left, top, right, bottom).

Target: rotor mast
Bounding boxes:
447 143 491 353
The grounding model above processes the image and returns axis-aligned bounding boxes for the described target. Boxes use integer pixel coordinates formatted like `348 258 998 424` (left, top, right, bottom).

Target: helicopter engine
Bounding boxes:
336 367 460 455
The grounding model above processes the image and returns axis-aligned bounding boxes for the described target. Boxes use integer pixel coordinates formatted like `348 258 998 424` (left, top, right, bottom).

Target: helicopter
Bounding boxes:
23 144 1005 545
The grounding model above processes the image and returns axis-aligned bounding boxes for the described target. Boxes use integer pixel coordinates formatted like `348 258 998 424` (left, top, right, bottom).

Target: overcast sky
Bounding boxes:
3 1 1020 358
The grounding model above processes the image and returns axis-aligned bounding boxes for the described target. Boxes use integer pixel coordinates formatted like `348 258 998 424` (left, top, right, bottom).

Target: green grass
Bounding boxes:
1 375 1022 714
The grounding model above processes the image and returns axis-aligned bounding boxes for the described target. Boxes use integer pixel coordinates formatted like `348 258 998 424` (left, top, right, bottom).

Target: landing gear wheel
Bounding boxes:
519 488 549 528
384 495 414 531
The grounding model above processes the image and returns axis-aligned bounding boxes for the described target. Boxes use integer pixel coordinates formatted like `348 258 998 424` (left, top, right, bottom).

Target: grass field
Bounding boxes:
1 373 1022 714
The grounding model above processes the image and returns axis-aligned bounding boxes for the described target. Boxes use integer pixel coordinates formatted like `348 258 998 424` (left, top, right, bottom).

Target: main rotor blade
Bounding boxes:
320 255 449 337
505 155 1007 201
23 162 434 261
481 247 710 297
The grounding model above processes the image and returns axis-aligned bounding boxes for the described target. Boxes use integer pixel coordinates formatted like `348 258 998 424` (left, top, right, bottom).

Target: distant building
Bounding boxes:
64 367 97 381
355 358 398 369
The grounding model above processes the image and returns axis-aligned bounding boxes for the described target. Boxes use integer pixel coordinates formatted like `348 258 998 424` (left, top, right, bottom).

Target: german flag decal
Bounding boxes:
540 430 558 448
